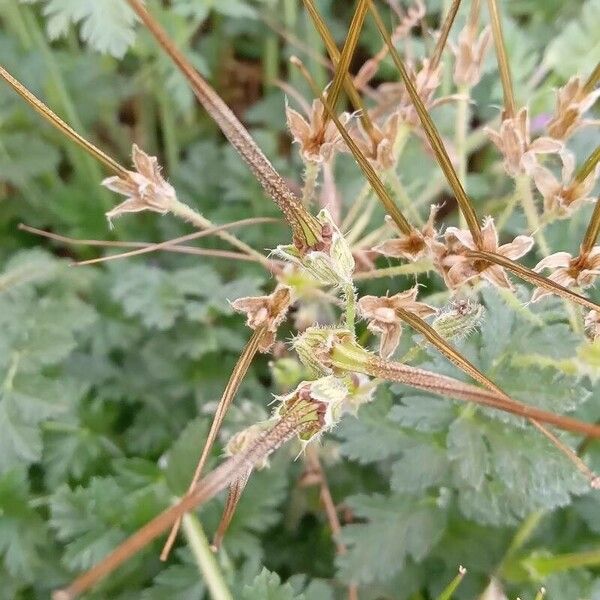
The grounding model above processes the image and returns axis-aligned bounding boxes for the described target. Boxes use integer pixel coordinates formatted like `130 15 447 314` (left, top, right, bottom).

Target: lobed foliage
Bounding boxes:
0 1 599 599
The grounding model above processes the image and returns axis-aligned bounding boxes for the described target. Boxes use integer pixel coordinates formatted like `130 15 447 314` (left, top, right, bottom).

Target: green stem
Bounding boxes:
497 510 545 577
302 161 320 207
436 566 466 600
181 514 234 600
521 547 600 578
262 31 279 89
516 175 550 255
455 85 471 230
344 283 356 334
385 168 423 226
353 259 434 281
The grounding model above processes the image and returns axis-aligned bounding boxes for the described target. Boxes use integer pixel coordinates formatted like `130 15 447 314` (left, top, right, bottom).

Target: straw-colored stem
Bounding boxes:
160 327 265 560
486 0 516 117
301 0 375 137
579 198 600 258
0 65 127 177
353 259 433 281
455 85 471 230
168 199 273 268
53 413 312 599
125 0 323 250
583 60 600 94
575 144 600 184
466 249 600 312
181 514 233 600
430 0 462 70
368 1 484 247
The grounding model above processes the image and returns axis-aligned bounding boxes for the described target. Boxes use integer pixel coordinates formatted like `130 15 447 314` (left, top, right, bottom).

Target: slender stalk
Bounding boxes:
302 161 320 207
344 284 357 333
19 225 266 265
516 175 550 255
168 200 274 268
181 514 233 600
53 412 313 599
291 57 414 235
353 260 434 280
395 307 598 483
342 181 372 232
0 65 127 177
486 0 516 117
72 218 273 267
497 511 545 577
522 547 600 576
301 0 376 136
368 1 484 247
325 0 369 115
430 0 462 70
583 60 600 94
574 144 600 184
466 249 600 312
160 327 266 560
579 198 600 257
329 342 600 437
125 0 323 250
455 84 470 230
436 566 466 600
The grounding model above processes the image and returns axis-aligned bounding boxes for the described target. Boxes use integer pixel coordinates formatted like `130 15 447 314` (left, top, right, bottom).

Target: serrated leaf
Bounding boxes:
24 0 136 58
336 391 413 463
447 418 489 491
390 444 449 493
337 494 446 584
242 567 302 600
544 0 600 78
389 395 456 433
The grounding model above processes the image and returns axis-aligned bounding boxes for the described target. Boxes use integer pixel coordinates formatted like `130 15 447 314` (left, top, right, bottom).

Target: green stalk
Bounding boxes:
344 284 357 334
436 566 466 600
521 547 600 578
181 514 234 600
515 174 550 255
352 259 434 280
497 510 545 578
157 85 179 172
262 31 279 89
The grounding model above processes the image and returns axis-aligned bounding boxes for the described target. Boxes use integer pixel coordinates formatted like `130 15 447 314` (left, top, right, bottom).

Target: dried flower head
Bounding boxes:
352 111 401 170
584 310 600 341
451 24 491 87
286 98 350 164
523 150 600 217
275 209 355 287
103 144 176 222
435 217 534 289
531 248 600 302
547 76 600 140
358 286 436 358
374 204 440 261
485 107 563 176
230 285 293 352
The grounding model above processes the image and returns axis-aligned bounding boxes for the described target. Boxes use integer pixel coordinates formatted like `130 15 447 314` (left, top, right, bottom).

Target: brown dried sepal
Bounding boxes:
231 286 293 352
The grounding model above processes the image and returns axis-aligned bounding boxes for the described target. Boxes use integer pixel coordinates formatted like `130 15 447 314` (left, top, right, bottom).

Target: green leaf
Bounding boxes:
23 0 136 58
337 494 446 584
544 0 600 78
390 443 449 493
242 567 303 600
447 418 489 491
0 467 46 582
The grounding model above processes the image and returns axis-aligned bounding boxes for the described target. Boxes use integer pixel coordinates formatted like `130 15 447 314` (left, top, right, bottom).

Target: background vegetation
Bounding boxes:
0 1 599 598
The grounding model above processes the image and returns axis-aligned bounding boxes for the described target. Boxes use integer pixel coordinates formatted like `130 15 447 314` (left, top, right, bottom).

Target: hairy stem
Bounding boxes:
516 175 550 255
125 0 323 250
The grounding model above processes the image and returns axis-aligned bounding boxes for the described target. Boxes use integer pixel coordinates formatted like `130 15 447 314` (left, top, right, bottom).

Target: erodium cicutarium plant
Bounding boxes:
0 1 599 599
